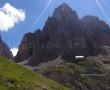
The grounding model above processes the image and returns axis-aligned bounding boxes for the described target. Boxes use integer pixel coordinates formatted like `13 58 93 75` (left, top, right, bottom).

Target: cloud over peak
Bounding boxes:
0 3 26 31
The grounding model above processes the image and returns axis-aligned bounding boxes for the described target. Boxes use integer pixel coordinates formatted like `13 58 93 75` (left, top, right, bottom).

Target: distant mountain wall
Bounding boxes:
15 3 110 66
0 35 12 59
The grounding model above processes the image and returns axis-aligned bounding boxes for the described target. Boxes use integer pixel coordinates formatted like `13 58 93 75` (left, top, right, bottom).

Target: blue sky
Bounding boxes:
0 0 110 52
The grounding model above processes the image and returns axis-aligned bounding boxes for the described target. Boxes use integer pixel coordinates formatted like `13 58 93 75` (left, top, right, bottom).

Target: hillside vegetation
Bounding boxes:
0 57 70 90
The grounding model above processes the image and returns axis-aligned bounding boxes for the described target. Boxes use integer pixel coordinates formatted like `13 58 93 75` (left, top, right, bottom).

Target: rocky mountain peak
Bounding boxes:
0 35 12 59
55 3 72 12
81 16 99 23
52 3 79 22
15 3 110 66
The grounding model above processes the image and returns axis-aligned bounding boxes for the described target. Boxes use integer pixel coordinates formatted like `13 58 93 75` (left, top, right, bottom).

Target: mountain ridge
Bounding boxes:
0 35 12 59
15 3 110 66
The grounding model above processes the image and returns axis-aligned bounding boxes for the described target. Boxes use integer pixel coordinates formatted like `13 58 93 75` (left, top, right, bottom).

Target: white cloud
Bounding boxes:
0 3 26 31
10 48 18 57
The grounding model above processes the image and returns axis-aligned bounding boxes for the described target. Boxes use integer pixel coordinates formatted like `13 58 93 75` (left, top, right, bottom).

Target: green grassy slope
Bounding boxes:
0 57 70 90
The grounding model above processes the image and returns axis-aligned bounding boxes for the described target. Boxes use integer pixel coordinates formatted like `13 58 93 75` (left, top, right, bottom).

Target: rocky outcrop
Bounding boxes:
81 16 110 46
0 35 12 59
15 3 110 66
14 30 42 63
35 56 110 90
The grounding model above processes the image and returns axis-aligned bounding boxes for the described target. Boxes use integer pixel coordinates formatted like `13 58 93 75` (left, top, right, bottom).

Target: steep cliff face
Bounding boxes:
15 3 110 66
0 35 12 59
15 30 42 63
81 16 110 46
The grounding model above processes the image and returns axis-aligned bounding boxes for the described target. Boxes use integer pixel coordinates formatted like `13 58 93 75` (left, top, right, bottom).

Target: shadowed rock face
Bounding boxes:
15 3 110 66
0 35 12 59
81 16 110 46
